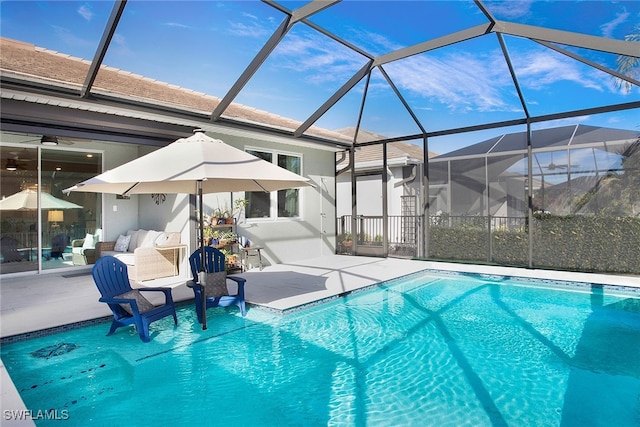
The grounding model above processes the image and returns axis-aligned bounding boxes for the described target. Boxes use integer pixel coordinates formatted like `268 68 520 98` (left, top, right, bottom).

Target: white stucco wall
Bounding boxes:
336 164 423 218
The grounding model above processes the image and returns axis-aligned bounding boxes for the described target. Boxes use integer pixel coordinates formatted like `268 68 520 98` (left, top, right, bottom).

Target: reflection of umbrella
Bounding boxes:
0 189 83 211
65 129 312 329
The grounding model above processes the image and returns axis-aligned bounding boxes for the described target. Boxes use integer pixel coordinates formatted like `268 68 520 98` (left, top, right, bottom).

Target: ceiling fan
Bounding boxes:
5 149 35 170
2 132 76 146
541 153 578 171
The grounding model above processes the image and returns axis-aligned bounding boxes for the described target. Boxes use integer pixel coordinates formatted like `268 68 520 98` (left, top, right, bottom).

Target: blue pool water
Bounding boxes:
2 271 639 426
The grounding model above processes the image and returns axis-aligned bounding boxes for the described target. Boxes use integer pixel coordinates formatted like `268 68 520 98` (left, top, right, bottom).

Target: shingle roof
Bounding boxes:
332 126 437 168
0 37 354 144
336 139 436 171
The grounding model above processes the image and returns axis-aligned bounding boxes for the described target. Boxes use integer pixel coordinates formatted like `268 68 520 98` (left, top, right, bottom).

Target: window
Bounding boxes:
246 149 302 219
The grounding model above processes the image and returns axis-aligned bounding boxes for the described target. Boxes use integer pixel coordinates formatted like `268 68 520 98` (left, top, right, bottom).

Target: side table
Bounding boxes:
240 246 263 271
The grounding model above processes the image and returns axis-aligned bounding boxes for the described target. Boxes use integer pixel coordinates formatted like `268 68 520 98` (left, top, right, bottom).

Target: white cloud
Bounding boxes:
110 33 134 58
226 8 276 38
260 15 620 117
274 32 366 85
272 28 515 112
51 25 94 50
483 0 534 19
383 50 512 112
600 10 630 38
77 4 93 21
228 20 271 38
344 27 403 56
513 50 604 92
164 22 190 29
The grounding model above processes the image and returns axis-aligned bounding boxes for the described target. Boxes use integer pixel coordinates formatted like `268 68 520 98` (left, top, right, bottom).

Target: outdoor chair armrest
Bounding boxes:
227 276 246 298
99 295 144 315
96 241 116 258
83 249 97 264
71 239 85 248
186 279 198 288
186 277 244 287
138 287 175 304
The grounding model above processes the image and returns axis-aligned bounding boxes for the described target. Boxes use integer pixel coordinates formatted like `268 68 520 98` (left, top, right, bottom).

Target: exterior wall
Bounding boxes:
222 132 337 265
336 164 423 217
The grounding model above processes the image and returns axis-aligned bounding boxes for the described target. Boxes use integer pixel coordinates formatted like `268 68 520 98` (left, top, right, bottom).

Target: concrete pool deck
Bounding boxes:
2 255 640 425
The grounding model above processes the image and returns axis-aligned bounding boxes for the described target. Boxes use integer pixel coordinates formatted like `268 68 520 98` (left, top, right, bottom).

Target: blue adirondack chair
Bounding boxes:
187 247 246 326
92 256 178 342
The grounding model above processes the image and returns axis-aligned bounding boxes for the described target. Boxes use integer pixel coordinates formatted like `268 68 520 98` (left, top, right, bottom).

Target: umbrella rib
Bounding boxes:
122 182 141 197
253 180 269 193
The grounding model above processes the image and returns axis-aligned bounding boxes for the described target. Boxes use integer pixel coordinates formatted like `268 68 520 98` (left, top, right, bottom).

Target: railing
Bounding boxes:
337 213 640 275
1 228 96 249
337 214 527 258
337 215 421 257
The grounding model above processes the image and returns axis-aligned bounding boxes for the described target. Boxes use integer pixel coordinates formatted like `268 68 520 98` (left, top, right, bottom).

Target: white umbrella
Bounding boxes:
64 129 313 329
64 130 312 196
0 189 83 211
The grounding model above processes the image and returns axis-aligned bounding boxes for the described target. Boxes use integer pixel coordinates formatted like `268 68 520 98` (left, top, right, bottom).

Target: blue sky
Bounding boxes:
1 0 638 153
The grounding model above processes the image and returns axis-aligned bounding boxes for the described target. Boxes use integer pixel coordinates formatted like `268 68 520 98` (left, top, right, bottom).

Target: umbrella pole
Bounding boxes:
198 180 207 330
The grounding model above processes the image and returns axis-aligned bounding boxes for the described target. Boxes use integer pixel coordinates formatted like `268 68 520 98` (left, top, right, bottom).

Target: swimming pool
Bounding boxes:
2 271 639 426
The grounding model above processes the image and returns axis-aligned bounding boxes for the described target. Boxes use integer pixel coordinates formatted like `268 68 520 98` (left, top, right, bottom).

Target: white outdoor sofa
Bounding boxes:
96 229 187 282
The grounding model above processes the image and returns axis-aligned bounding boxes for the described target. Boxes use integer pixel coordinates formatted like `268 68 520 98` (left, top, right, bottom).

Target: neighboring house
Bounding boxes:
336 131 436 217
334 128 437 257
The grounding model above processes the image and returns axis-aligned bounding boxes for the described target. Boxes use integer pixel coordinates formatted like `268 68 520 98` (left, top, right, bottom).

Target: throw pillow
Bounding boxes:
164 232 181 246
155 232 170 246
82 233 95 250
126 230 138 252
114 234 131 252
203 271 229 297
135 230 149 250
141 230 161 248
115 290 155 314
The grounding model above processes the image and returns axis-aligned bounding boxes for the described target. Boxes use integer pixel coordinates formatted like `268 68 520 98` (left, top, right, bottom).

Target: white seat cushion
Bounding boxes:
114 253 135 265
82 233 95 250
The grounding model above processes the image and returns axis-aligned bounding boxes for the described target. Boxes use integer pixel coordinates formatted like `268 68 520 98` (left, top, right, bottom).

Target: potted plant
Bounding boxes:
220 248 238 270
204 211 218 228
341 232 353 247
208 230 221 246
213 206 228 225
232 198 249 222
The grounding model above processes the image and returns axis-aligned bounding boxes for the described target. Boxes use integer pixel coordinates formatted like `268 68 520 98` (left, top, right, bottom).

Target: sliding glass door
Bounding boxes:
0 143 102 275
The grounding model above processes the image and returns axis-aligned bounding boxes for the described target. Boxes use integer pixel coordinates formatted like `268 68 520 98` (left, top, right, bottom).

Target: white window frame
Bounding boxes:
244 146 304 221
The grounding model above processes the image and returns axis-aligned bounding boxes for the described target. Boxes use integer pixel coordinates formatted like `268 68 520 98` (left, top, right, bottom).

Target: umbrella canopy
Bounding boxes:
64 130 312 196
0 189 83 211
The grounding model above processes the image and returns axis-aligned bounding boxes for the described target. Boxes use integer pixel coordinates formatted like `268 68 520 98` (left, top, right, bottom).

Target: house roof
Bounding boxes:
432 124 639 160
336 138 437 171
0 37 353 145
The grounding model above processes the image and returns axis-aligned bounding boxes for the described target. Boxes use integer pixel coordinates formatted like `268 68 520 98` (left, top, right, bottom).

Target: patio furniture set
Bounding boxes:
92 246 245 342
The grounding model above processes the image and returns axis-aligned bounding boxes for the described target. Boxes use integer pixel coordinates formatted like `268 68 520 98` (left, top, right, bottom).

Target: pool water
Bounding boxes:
2 272 639 426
